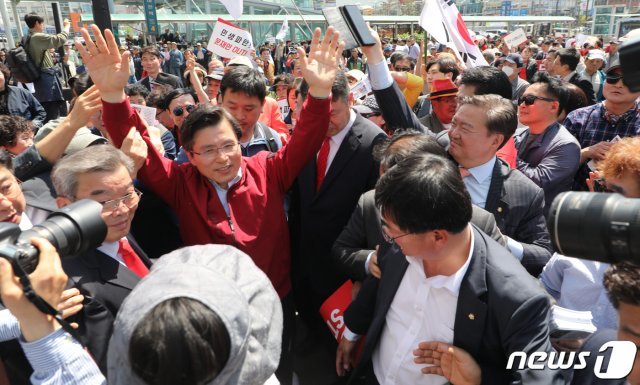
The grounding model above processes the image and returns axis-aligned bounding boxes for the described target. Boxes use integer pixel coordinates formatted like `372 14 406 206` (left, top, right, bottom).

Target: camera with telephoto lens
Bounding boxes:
548 192 640 264
0 199 107 274
620 35 640 92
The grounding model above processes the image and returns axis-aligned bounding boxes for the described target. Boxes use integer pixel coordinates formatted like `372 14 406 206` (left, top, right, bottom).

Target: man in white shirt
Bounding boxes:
50 144 152 374
336 153 563 385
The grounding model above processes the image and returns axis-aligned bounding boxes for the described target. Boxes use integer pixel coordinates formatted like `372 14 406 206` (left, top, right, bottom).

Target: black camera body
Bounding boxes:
0 200 107 274
620 35 640 92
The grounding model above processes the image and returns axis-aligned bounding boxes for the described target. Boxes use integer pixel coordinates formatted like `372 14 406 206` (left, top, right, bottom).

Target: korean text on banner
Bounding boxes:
207 18 255 59
419 0 488 68
143 0 159 36
503 28 527 47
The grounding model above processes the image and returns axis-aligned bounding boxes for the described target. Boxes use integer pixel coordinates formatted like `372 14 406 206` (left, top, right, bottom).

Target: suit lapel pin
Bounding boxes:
468 313 475 320
497 207 503 213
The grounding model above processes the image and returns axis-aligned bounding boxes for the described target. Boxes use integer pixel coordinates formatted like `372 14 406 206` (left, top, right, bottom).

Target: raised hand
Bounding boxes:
298 27 344 99
74 25 130 103
67 85 102 129
413 341 481 385
359 22 385 66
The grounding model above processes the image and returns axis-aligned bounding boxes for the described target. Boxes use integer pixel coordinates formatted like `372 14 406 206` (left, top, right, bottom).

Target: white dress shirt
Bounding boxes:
462 156 496 209
210 168 243 216
97 239 126 266
372 226 474 385
463 156 524 259
318 111 356 174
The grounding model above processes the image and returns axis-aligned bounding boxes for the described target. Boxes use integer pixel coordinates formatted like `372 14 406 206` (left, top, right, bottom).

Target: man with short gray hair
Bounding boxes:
51 144 152 374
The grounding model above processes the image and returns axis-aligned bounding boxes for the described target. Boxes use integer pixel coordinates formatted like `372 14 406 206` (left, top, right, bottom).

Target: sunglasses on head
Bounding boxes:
605 74 623 85
518 94 557 106
173 104 196 116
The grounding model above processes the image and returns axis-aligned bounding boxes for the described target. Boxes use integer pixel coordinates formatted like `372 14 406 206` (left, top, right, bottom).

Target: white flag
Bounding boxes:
219 0 243 20
419 0 488 68
276 17 289 41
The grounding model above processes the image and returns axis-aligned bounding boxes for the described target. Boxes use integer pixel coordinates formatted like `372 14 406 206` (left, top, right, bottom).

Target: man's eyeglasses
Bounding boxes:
99 189 143 215
605 74 624 85
361 113 381 119
518 94 557 106
394 66 412 72
172 104 196 116
191 142 239 158
381 225 411 244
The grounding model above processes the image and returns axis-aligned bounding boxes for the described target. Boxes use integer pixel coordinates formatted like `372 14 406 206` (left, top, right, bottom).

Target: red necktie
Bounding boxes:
316 137 331 192
118 239 149 278
459 167 471 179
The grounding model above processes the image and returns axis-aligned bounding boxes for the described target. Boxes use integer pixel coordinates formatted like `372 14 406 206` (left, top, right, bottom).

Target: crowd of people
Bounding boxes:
0 10 638 385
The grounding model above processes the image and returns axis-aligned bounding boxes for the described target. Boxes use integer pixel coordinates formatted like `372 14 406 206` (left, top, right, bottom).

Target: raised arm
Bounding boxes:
360 25 432 135
75 25 182 205
267 27 344 192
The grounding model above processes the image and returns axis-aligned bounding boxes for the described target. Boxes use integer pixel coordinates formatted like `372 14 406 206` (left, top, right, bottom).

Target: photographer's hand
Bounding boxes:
0 238 67 341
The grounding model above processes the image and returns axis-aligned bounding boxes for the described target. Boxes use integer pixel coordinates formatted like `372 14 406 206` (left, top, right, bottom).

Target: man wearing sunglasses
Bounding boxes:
514 73 581 215
362 29 552 277
564 63 640 191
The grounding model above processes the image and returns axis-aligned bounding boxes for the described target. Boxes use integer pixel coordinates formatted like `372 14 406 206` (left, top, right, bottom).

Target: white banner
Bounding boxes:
276 16 289 41
351 77 372 100
503 28 527 47
207 18 254 59
419 0 488 68
219 0 243 20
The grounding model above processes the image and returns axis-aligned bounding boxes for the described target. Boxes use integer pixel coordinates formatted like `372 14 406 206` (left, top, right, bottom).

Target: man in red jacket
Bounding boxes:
75 25 344 385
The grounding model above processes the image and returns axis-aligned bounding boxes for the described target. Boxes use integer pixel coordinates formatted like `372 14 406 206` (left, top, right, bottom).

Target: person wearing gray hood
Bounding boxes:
0 244 283 385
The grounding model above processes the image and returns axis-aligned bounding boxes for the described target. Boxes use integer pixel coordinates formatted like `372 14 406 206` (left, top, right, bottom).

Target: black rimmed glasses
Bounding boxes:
381 225 411 244
172 104 196 116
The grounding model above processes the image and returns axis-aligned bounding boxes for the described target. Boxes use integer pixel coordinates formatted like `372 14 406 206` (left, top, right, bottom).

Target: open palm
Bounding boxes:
298 27 344 95
75 25 130 98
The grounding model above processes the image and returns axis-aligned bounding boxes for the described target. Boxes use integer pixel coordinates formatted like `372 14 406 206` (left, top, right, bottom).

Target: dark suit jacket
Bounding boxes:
290 114 386 326
568 72 596 106
63 238 152 374
570 329 626 385
418 112 446 134
485 157 552 276
344 226 564 385
332 189 507 281
136 72 184 92
374 82 552 276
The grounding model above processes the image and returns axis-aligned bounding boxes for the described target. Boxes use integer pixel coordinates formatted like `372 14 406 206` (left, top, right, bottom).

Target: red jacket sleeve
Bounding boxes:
101 98 183 206
266 95 331 193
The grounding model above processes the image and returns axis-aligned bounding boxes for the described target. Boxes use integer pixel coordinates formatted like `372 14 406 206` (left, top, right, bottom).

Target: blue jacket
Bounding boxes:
168 49 184 69
6 86 47 128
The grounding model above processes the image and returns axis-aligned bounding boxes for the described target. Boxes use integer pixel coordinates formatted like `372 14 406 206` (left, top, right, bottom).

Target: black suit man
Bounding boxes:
331 131 507 282
367 59 551 276
136 72 183 92
52 145 151 374
135 45 184 92
62 237 151 373
289 73 386 384
336 153 563 385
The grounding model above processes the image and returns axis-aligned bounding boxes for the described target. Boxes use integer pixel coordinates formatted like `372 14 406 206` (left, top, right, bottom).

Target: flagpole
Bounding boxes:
287 0 314 39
